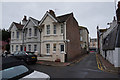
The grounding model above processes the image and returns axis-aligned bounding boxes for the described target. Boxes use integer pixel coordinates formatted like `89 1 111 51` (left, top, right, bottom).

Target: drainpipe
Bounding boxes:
37 26 42 57
22 29 25 51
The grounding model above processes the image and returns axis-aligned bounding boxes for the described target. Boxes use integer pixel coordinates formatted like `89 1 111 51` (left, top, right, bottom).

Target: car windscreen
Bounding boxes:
1 65 29 79
26 52 34 55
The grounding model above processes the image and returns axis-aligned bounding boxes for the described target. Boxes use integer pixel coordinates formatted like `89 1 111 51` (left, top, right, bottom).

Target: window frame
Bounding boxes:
61 24 64 34
34 45 37 52
53 44 56 51
16 45 18 51
60 44 64 52
53 25 56 34
46 44 50 54
16 31 19 39
29 28 32 37
46 25 50 35
34 28 37 36
28 45 31 52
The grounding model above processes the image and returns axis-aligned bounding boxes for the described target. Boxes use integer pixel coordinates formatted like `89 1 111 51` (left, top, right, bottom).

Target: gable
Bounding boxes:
42 15 56 24
9 22 17 32
39 12 57 25
23 17 39 29
25 20 35 28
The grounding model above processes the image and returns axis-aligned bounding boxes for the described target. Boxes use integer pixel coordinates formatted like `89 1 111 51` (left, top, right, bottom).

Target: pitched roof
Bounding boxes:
79 26 89 34
56 13 72 23
29 17 40 26
13 22 24 30
99 29 107 33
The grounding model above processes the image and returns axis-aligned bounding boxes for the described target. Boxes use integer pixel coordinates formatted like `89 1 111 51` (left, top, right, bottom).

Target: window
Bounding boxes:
61 24 64 34
16 31 19 39
60 44 64 52
34 45 37 51
46 25 50 34
29 28 31 36
28 45 31 51
12 45 14 52
53 25 56 34
80 36 83 41
46 44 50 54
34 28 37 36
16 45 18 51
12 32 14 38
53 44 56 51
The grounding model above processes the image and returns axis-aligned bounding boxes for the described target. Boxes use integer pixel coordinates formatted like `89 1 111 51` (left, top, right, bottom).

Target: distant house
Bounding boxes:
9 16 26 53
89 38 97 51
9 10 82 62
79 26 89 53
97 1 120 67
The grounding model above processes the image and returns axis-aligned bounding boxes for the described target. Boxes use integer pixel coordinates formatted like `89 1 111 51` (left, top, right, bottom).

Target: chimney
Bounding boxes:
49 10 56 17
22 15 27 25
116 1 120 23
23 15 27 21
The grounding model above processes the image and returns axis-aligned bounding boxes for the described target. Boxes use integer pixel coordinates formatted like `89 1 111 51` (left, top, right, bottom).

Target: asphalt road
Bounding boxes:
29 53 120 79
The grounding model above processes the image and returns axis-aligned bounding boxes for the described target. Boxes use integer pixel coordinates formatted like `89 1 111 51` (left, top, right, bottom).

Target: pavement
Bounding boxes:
36 54 89 66
96 53 120 74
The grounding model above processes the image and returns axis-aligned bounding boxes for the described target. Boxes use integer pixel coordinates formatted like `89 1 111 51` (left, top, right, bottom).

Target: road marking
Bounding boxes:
96 54 103 71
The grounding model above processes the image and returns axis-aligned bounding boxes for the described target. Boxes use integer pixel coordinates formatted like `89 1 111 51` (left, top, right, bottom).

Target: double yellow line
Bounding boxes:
96 54 103 71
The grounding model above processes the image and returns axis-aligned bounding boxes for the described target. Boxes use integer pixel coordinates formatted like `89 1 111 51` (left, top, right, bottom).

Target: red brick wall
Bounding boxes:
66 14 82 61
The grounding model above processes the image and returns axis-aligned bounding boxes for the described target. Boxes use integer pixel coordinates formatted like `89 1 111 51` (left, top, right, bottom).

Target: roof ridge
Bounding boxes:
56 12 73 18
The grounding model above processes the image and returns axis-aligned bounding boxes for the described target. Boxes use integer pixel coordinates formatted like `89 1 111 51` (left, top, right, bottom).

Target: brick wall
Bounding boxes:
66 14 82 61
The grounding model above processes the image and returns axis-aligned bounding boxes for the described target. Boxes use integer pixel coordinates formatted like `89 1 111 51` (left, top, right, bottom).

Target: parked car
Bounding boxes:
11 51 37 64
1 57 50 80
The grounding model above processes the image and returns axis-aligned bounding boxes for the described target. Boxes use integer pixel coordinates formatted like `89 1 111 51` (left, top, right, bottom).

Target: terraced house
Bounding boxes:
9 10 82 62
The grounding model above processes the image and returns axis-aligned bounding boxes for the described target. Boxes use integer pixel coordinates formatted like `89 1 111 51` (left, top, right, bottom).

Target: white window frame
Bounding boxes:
46 44 50 54
28 45 31 52
16 45 18 51
29 28 32 36
53 44 56 52
34 45 37 52
60 44 64 52
34 28 37 36
46 25 50 34
16 31 19 39
61 24 64 34
80 36 83 41
53 25 56 34
12 32 14 38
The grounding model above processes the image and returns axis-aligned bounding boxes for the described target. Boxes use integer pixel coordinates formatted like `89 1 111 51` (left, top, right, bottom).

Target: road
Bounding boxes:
29 53 120 79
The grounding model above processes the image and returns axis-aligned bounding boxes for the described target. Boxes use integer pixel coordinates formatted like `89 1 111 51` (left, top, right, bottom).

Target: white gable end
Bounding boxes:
39 12 57 25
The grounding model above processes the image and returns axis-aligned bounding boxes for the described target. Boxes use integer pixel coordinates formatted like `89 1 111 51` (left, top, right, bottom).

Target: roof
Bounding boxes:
79 26 89 34
102 25 118 50
29 17 40 25
56 13 72 23
99 29 107 33
13 22 24 30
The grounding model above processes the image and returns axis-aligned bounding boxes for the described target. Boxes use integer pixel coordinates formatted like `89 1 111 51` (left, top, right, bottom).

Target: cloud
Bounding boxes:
2 2 115 38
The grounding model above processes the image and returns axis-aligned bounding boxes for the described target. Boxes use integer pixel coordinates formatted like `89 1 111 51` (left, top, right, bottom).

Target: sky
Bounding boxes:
1 2 117 38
